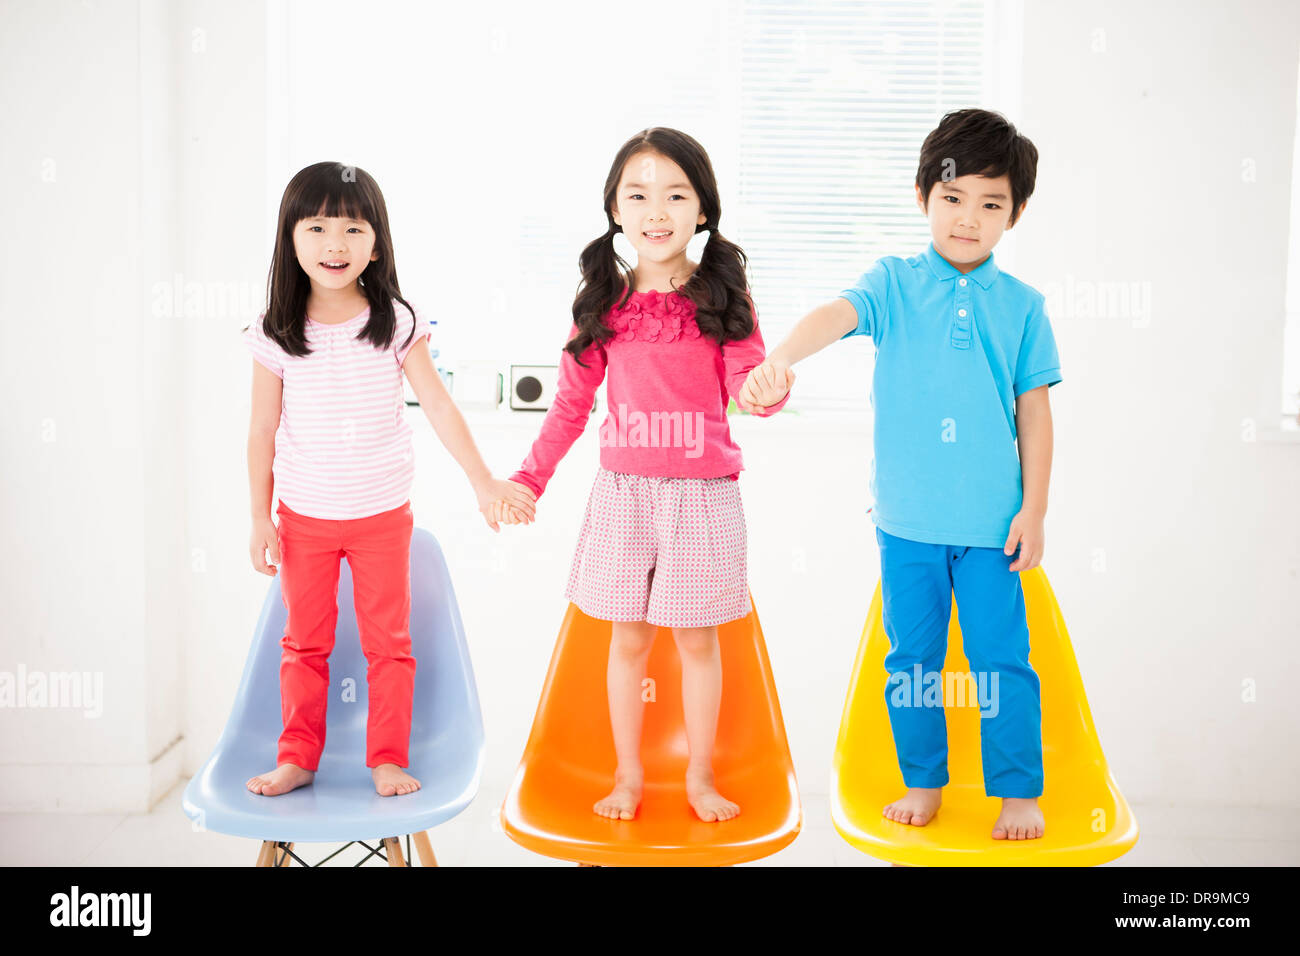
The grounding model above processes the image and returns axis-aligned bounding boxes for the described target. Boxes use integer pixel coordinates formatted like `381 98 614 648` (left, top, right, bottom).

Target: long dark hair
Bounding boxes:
246 162 416 356
566 128 754 366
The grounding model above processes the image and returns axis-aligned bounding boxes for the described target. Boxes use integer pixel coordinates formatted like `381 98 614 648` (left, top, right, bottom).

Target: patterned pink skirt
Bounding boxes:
565 467 750 628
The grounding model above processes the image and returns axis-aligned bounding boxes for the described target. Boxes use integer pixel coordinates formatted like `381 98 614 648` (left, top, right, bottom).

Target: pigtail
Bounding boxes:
566 227 631 368
681 228 755 344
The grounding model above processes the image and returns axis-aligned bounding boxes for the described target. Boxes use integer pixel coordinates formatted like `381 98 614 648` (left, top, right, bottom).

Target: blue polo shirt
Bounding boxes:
839 243 1062 548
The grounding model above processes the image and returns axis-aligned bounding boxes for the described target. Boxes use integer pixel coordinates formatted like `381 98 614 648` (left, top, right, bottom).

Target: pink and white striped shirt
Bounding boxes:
244 299 431 520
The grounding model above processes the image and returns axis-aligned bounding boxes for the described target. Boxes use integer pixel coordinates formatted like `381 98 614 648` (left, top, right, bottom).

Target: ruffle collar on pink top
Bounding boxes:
607 287 702 344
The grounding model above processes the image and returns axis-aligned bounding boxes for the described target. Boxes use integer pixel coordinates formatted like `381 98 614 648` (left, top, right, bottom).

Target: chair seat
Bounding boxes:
181 528 484 844
831 566 1138 866
501 601 801 866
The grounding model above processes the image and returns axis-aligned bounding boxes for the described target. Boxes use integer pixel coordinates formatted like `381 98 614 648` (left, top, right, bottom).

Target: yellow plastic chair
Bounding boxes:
500 598 801 866
831 566 1137 866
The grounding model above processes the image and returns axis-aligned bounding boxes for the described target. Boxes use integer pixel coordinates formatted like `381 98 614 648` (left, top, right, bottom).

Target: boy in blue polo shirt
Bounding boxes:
741 109 1060 841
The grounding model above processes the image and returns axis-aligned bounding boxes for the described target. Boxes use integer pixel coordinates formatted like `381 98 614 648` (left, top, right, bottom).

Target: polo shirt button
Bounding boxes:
959 278 968 286
958 309 967 316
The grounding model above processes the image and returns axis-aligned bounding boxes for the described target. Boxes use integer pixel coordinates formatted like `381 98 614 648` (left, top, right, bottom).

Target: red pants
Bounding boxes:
274 499 415 771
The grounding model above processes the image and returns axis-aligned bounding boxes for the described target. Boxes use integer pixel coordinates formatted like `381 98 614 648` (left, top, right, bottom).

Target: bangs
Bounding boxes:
288 171 375 227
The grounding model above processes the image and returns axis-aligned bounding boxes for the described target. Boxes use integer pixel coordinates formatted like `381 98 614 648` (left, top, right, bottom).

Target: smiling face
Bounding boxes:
916 172 1025 271
610 150 708 274
292 214 380 291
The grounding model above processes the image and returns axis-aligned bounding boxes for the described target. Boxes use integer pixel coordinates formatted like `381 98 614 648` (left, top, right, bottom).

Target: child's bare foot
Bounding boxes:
992 797 1044 840
882 787 942 825
593 768 643 820
372 763 421 797
685 764 739 822
246 763 314 796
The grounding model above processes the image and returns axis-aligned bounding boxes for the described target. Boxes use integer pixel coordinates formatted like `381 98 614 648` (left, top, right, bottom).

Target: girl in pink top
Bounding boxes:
242 162 535 799
493 129 791 823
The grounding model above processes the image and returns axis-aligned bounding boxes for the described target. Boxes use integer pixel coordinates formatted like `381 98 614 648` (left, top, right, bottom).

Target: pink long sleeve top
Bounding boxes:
509 287 790 499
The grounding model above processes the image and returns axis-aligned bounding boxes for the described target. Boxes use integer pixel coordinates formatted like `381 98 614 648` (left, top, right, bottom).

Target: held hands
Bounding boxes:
250 516 280 576
475 477 537 532
1004 508 1045 572
738 359 795 414
488 498 532 528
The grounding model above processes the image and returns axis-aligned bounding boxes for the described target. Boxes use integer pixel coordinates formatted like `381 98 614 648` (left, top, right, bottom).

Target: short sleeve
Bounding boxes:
395 303 433 366
839 259 892 342
243 314 285 379
1013 292 1063 396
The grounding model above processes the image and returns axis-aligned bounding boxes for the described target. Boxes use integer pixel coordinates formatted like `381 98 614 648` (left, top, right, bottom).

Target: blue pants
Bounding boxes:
876 527 1043 798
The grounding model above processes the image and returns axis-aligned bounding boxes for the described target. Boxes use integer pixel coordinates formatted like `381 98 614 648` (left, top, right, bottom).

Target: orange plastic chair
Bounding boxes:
831 566 1138 866
500 598 801 866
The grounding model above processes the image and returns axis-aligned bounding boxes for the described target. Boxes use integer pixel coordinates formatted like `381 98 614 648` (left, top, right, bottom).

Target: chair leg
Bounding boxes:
383 836 407 867
412 830 438 867
275 842 295 867
255 841 277 867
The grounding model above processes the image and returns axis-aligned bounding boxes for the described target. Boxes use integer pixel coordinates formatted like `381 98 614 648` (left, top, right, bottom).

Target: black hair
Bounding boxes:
245 161 415 356
916 109 1038 225
566 128 754 366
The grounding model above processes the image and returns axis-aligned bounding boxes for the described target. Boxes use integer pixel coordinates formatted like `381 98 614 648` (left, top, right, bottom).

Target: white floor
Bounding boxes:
2 773 1297 866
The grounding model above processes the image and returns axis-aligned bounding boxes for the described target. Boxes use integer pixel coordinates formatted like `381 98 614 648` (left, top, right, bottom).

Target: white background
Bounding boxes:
0 0 1297 853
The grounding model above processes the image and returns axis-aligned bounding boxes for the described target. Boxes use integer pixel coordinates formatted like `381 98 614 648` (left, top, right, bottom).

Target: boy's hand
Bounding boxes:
249 516 280 576
474 477 536 532
1004 509 1044 572
738 360 796 414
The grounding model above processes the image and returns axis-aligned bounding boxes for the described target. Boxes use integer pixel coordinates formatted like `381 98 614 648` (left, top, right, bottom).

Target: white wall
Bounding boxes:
0 0 1296 817
1013 0 1300 804
0 0 191 810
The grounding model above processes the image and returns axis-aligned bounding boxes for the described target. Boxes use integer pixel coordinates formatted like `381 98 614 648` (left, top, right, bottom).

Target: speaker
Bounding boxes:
510 365 558 411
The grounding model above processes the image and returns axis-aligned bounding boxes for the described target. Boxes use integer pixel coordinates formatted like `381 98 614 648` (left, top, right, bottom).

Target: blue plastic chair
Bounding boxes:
181 527 484 866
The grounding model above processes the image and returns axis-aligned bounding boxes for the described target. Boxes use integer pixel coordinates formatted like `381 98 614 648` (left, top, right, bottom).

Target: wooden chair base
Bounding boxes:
254 832 439 867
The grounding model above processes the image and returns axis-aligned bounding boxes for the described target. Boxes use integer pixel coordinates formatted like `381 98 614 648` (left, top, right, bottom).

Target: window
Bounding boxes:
270 0 1009 410
737 0 1003 409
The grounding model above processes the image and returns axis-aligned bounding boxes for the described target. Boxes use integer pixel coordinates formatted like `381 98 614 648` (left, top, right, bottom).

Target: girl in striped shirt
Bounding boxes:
242 162 535 798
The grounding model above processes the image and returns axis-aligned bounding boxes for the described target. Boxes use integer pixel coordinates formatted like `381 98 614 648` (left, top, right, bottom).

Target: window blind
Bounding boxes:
736 0 993 409
276 0 999 412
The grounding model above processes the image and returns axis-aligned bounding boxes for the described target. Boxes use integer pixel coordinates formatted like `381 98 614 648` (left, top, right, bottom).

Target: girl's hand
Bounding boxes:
1004 509 1045 572
738 360 796 413
250 516 280 576
490 499 531 526
475 477 536 531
